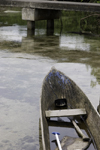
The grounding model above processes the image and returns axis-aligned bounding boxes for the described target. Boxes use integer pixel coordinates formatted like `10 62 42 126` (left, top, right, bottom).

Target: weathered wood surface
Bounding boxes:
40 68 100 150
55 136 90 150
46 108 89 141
71 120 89 141
48 120 84 128
0 0 100 12
45 108 86 117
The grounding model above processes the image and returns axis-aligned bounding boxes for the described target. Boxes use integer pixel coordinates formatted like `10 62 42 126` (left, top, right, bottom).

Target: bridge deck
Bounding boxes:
0 0 100 12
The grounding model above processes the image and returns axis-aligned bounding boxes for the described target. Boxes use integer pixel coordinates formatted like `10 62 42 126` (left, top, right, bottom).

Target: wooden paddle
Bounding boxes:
52 132 62 150
71 119 89 141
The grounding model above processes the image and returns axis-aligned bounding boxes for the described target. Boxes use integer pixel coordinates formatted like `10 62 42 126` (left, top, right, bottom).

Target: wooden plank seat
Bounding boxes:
45 108 86 118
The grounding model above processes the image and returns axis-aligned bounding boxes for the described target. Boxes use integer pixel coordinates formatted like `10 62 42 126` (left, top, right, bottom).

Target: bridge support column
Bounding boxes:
47 19 54 35
27 21 35 30
22 8 61 34
27 21 35 36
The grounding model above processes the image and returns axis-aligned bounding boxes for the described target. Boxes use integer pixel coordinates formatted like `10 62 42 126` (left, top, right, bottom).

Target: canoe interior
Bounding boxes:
40 68 100 150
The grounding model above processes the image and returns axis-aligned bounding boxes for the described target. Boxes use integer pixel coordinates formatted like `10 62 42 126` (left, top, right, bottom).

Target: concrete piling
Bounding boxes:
22 8 61 34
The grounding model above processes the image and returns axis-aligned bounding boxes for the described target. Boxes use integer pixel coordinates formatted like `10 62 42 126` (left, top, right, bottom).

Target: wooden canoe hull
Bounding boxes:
40 68 100 150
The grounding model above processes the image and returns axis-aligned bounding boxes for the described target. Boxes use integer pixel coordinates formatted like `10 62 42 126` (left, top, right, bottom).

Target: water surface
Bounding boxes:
0 11 100 150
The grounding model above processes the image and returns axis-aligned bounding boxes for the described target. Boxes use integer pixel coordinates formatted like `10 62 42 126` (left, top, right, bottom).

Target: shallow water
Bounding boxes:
0 12 100 150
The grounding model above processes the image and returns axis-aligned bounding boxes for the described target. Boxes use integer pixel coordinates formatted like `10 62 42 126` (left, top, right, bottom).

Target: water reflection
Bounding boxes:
0 25 27 42
2 28 100 89
0 97 39 150
0 25 100 89
0 24 100 149
0 50 55 150
60 34 90 51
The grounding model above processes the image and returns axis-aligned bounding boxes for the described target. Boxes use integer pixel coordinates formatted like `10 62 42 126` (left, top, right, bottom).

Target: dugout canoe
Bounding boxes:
40 68 100 150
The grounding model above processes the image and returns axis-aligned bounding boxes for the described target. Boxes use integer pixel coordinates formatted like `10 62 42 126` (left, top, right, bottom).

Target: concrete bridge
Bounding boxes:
1 0 100 34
